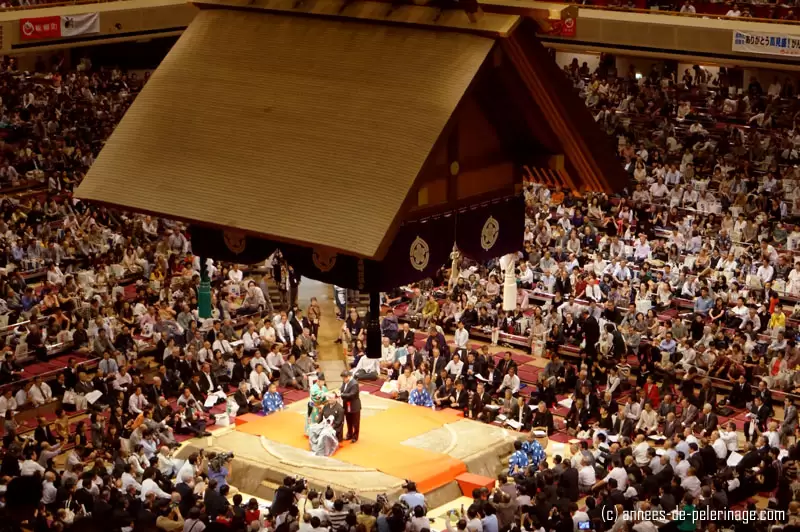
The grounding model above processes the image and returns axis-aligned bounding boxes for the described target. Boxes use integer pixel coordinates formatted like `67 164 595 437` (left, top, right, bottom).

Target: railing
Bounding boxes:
0 0 118 12
552 1 800 27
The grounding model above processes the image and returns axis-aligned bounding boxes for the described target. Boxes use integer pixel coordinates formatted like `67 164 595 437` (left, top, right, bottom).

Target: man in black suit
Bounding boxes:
187 374 206 403
321 393 346 441
152 397 175 424
728 375 752 409
204 480 229 520
581 309 600 358
289 309 308 339
198 364 219 395
75 479 95 514
744 396 770 442
233 382 260 414
340 371 361 443
175 480 196 517
63 358 79 390
755 381 774 416
695 403 718 436
531 401 555 435
460 352 484 391
663 413 680 439
146 377 166 405
468 382 492 421
560 460 580 502
92 490 114 524
495 353 517 382
449 380 469 412
396 323 415 348
34 416 57 446
430 347 448 377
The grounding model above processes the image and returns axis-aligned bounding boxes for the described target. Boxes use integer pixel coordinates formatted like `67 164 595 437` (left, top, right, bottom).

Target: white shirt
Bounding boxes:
681 475 701 497
354 356 380 375
121 472 142 492
445 359 464 377
674 460 690 479
28 383 52 406
242 331 260 351
266 352 284 372
636 410 658 434
633 441 651 466
228 269 243 283
607 466 628 490
259 325 277 344
177 461 196 484
250 355 268 370
114 372 133 391
212 339 232 355
42 480 57 504
128 393 148 415
712 438 728 459
14 389 27 408
578 465 596 487
249 370 269 394
719 430 739 452
0 395 16 417
20 459 45 476
454 328 469 349
498 374 520 394
197 348 212 364
140 478 171 500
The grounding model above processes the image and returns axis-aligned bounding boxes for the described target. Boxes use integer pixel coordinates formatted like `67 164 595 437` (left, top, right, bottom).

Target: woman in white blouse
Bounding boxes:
635 402 659 435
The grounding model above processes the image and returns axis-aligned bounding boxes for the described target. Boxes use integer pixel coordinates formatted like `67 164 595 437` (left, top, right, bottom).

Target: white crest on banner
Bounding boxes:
312 248 337 272
481 216 500 251
410 236 430 271
223 231 246 255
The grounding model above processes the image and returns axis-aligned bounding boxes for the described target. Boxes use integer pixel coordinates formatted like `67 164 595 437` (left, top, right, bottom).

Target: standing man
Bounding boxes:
340 370 361 443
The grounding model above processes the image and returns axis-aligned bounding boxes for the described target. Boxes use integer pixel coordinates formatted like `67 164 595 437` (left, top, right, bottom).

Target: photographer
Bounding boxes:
399 482 426 514
207 451 234 492
155 499 184 532
272 476 301 517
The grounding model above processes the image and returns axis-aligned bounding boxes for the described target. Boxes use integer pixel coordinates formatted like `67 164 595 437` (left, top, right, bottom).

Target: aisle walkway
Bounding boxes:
297 277 347 390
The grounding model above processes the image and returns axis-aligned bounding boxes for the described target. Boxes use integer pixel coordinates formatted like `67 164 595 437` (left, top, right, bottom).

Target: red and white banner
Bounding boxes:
20 13 100 41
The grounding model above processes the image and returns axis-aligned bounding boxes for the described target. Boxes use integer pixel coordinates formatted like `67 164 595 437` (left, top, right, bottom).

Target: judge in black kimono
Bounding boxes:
320 393 345 442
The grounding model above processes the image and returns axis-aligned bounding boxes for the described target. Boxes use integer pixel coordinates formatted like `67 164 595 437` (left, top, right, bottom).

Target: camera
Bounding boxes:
292 477 308 493
209 451 234 472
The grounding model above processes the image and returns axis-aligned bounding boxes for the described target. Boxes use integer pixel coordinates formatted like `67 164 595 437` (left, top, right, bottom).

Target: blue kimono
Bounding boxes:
408 389 433 407
508 449 529 476
262 392 284 415
522 439 546 469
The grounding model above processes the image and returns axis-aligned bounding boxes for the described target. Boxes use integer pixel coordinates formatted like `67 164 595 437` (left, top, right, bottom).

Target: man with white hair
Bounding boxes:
157 446 177 478
42 471 57 505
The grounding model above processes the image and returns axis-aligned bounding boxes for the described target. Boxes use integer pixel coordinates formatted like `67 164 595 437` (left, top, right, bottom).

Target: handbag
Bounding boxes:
63 390 76 405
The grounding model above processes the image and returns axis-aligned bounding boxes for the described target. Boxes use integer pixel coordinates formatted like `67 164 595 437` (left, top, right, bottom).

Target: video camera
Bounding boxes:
209 451 235 472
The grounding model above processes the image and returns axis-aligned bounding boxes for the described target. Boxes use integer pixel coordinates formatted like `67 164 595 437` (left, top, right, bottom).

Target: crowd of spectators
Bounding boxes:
0 55 339 532
0 31 799 532
344 60 800 531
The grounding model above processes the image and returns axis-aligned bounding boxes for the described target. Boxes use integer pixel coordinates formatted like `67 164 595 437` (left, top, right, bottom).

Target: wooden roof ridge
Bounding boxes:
193 0 522 37
500 17 628 194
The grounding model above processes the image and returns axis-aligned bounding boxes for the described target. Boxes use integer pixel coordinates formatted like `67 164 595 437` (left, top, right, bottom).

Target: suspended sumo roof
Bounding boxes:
76 0 626 289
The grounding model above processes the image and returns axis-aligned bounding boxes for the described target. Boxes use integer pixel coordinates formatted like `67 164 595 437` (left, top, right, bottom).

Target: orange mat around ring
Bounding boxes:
236 403 467 493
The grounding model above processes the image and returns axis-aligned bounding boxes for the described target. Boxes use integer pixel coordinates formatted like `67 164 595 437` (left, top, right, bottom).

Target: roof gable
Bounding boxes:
75 8 494 258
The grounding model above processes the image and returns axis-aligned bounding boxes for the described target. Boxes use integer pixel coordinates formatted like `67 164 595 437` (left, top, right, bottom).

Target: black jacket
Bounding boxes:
560 467 580 501
340 379 361 414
